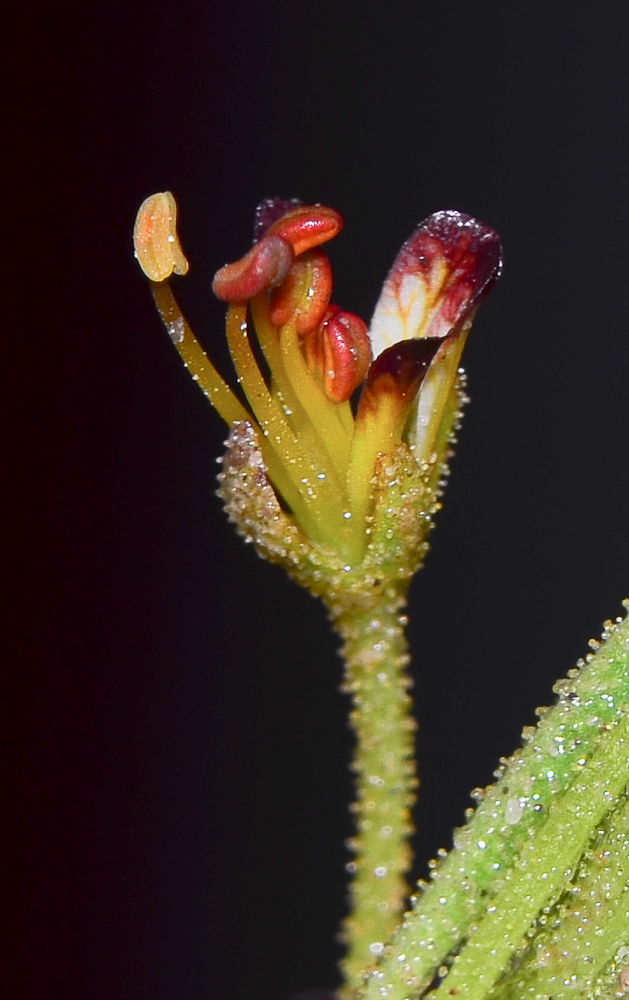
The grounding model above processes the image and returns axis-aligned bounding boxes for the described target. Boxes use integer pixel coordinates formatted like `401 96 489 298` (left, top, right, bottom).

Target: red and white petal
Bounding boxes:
368 211 502 360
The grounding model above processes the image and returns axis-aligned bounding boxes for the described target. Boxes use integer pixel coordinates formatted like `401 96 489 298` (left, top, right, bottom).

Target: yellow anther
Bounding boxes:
133 191 189 282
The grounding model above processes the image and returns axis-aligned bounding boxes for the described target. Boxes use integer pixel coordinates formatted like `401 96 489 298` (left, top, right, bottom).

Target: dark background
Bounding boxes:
8 2 629 998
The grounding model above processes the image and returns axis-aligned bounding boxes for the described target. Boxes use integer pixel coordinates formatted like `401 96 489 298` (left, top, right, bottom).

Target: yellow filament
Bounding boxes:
279 323 352 480
336 397 355 439
150 281 249 425
251 298 322 438
226 304 346 538
251 297 347 495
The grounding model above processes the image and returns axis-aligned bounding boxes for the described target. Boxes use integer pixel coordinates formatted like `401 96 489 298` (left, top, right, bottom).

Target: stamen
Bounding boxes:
269 250 332 335
302 308 372 403
250 296 343 484
150 281 249 426
212 235 294 301
279 322 353 481
226 304 345 538
264 204 343 255
134 192 189 282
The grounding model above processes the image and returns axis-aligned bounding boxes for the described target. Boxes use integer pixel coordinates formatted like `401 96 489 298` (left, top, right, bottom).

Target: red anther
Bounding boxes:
265 204 343 256
212 234 294 301
269 249 333 335
303 306 372 403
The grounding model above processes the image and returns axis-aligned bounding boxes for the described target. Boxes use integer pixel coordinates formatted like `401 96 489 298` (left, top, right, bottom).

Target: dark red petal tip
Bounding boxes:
369 211 502 354
254 197 304 241
357 337 442 419
394 211 502 285
396 211 502 333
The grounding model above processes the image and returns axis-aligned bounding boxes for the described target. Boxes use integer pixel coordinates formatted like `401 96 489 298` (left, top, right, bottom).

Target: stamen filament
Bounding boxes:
279 323 352 481
336 397 355 439
151 283 321 534
150 281 250 426
251 296 345 494
226 304 346 536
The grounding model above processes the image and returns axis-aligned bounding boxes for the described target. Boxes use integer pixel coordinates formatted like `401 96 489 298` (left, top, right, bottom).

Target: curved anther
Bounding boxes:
212 234 295 301
269 249 333 335
303 307 372 403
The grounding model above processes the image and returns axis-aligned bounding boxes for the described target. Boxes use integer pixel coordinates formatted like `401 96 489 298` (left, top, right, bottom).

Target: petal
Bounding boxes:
355 337 442 433
368 210 502 359
347 338 442 545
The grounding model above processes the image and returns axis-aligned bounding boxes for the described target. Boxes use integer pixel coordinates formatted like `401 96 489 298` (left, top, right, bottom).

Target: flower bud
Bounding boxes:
212 234 294 301
133 192 189 282
303 306 372 402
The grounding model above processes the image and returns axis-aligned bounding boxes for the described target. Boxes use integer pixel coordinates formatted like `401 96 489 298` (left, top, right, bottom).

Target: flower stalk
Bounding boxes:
333 599 416 987
133 191 508 990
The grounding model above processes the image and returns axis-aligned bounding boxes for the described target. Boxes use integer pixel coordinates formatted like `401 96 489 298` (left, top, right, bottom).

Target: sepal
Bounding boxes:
217 424 440 611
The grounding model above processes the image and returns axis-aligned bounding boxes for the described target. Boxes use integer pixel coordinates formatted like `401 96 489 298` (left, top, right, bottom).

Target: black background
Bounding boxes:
8 2 629 998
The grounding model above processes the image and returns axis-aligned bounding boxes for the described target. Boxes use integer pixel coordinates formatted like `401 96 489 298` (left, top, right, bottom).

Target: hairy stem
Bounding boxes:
333 594 417 993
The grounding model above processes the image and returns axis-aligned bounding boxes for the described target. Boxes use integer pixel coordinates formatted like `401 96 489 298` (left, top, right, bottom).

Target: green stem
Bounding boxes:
333 593 417 994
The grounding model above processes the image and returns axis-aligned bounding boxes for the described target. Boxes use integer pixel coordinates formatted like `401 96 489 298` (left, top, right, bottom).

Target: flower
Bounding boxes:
134 195 501 574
